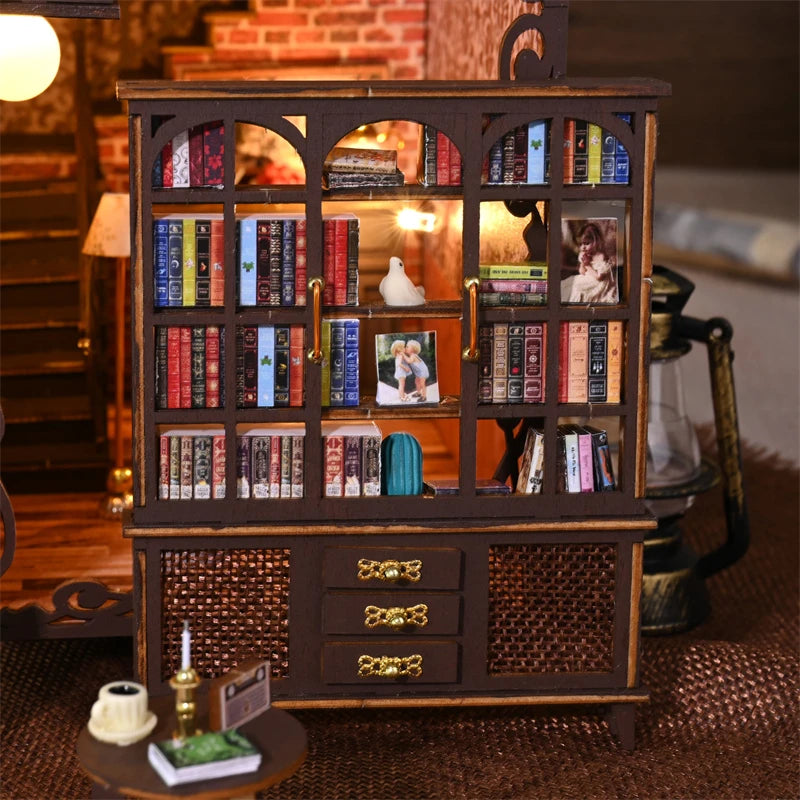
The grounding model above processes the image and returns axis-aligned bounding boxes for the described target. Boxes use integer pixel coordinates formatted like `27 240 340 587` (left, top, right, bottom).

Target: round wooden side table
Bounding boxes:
76 694 307 799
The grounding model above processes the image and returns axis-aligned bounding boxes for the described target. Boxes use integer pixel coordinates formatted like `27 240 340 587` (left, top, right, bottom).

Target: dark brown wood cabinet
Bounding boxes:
119 77 668 747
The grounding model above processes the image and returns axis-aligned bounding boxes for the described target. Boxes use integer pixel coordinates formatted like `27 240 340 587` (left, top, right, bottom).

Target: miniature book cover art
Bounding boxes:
375 331 439 406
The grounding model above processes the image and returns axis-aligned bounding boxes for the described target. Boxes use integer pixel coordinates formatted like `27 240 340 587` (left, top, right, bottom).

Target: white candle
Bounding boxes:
181 621 191 670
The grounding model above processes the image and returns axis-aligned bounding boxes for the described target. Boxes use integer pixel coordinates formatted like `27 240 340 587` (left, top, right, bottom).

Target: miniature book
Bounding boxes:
148 729 261 787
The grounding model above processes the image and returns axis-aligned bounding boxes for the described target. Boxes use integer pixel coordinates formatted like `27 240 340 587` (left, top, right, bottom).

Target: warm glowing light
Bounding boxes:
0 15 61 102
376 132 388 143
397 140 405 150
397 209 436 233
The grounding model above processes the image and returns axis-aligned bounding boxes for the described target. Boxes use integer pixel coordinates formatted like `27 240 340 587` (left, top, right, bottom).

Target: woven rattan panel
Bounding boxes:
488 543 617 674
160 548 291 682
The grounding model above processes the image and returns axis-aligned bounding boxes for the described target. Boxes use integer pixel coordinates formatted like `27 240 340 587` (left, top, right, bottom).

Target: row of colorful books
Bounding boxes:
418 126 463 187
320 319 360 407
322 422 381 497
158 428 226 500
155 326 224 410
238 213 359 307
479 262 548 307
152 120 224 189
558 320 623 404
154 215 225 307
479 322 546 404
237 427 305 499
516 424 616 495
236 325 305 409
481 114 631 186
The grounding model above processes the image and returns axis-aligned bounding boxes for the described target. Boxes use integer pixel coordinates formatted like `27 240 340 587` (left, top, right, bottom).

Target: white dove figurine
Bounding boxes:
379 257 426 306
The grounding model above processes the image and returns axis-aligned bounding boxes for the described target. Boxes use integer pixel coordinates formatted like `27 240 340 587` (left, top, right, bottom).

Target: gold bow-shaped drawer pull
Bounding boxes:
364 604 429 629
357 558 422 583
357 654 423 679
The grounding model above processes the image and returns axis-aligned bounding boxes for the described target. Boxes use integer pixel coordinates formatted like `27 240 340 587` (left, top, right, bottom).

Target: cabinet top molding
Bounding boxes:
117 78 671 102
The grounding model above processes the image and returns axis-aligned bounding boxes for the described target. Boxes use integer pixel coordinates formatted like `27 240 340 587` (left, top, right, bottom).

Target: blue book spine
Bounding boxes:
614 113 631 184
281 219 296 307
343 319 360 407
152 152 163 189
600 127 616 184
153 219 169 307
257 324 275 408
167 219 183 307
238 218 257 306
329 321 346 406
526 120 546 184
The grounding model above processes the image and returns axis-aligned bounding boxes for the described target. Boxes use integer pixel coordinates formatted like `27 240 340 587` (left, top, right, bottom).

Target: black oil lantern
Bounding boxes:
642 266 750 633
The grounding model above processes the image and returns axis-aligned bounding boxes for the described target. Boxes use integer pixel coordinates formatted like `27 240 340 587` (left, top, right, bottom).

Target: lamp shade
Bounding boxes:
83 193 131 258
0 15 61 102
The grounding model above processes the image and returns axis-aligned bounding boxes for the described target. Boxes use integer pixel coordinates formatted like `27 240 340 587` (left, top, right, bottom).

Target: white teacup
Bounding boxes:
89 681 156 745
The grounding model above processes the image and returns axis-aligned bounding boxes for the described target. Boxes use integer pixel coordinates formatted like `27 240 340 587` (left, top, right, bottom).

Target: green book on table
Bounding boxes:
148 729 261 787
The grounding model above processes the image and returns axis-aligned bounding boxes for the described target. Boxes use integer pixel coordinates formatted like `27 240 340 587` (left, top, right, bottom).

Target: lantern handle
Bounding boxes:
674 314 750 578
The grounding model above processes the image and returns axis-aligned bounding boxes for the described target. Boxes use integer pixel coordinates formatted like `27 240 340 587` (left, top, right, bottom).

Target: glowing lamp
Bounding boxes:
397 209 436 233
0 15 61 102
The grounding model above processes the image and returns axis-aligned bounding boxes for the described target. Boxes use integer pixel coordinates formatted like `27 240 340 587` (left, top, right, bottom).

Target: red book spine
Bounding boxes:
210 218 224 306
333 218 349 306
436 131 450 186
167 327 181 408
203 121 224 186
449 141 462 185
289 324 304 407
323 219 335 305
205 325 220 408
212 434 226 499
161 139 173 188
558 321 569 403
188 125 204 186
179 326 192 408
294 218 307 306
563 118 575 184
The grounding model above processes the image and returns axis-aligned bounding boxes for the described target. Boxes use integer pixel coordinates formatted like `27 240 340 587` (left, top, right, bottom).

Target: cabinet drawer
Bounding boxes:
323 547 462 590
322 641 459 685
323 593 461 635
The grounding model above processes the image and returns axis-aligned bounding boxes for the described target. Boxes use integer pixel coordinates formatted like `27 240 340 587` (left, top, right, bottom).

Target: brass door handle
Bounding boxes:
307 276 325 364
462 276 480 362
357 654 423 679
364 604 429 629
357 558 422 583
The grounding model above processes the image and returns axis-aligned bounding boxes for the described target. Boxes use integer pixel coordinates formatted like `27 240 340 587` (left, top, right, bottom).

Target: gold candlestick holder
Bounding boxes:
169 666 202 741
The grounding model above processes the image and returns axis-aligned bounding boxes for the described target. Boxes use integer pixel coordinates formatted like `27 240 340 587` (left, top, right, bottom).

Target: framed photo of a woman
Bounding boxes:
560 201 626 305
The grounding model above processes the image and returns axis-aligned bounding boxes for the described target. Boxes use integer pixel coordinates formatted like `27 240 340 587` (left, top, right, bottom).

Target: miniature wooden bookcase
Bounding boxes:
119 25 668 748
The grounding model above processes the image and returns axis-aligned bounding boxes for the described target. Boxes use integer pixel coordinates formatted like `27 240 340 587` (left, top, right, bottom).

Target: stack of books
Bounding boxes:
322 147 404 190
158 427 226 501
479 262 548 307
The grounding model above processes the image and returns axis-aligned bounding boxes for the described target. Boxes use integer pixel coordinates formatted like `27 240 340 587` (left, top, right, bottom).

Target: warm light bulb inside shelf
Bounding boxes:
397 208 436 232
0 15 61 102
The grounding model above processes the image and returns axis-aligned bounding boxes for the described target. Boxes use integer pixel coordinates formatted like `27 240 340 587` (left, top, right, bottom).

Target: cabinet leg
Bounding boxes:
606 703 636 750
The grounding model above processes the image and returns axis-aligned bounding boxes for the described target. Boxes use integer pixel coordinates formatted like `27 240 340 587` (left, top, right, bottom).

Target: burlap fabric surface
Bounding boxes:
1 448 798 800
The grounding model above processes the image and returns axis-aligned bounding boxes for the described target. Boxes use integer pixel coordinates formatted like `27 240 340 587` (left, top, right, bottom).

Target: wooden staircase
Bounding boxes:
0 180 109 494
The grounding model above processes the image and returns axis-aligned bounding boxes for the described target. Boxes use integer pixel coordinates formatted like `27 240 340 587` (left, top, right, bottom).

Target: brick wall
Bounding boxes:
163 0 427 81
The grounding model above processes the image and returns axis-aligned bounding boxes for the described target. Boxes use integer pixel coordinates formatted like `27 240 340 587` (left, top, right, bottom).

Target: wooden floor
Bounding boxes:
1 492 132 611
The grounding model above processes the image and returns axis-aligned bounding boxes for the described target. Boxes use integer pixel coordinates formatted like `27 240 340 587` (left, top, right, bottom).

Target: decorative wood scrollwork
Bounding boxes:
499 0 570 81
